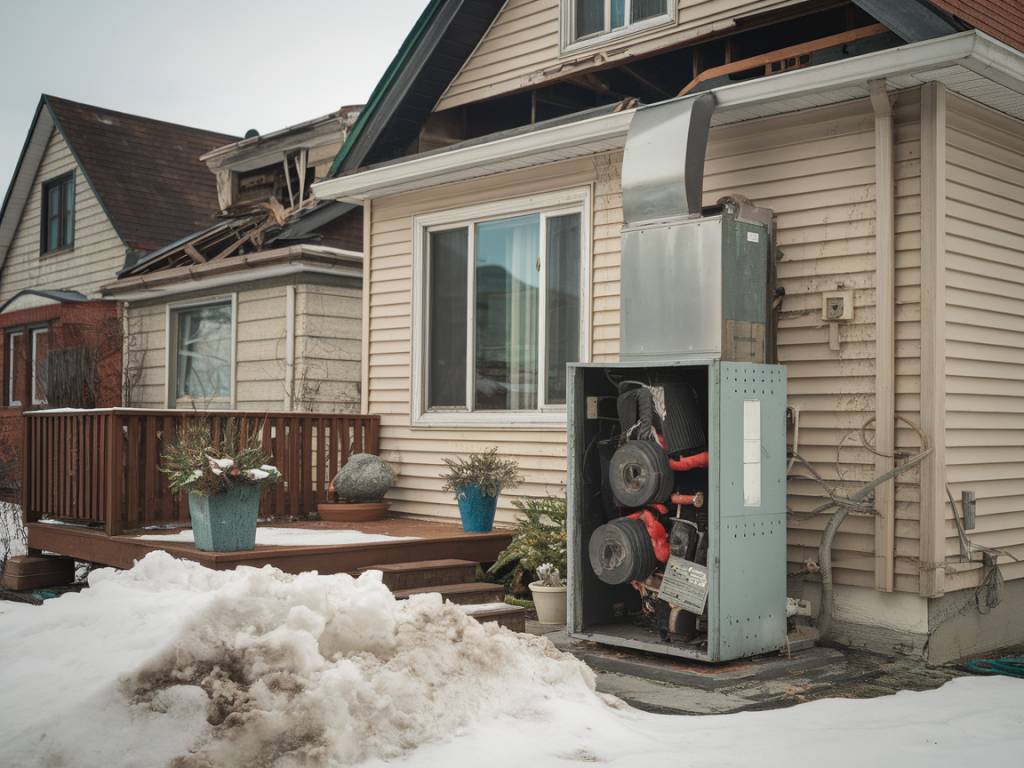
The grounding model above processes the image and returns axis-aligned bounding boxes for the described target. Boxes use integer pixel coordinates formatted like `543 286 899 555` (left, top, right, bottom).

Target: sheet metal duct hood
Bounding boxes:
619 92 774 364
621 93 715 225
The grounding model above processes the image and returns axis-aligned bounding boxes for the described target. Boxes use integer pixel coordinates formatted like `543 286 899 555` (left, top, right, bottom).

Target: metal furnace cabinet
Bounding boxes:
566 359 788 662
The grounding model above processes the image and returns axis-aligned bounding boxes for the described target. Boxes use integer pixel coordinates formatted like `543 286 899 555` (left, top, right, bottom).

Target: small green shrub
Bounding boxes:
488 496 567 590
160 418 282 497
439 447 522 498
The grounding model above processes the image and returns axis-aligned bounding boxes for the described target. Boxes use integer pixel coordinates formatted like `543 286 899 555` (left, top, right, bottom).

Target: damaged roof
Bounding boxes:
44 96 237 252
327 0 1024 182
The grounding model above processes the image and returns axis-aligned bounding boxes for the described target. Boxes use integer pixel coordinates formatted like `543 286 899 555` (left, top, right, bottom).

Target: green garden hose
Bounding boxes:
963 657 1024 678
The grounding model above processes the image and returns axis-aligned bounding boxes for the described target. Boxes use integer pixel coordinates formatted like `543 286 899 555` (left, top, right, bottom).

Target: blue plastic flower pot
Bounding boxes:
456 484 498 532
187 484 260 552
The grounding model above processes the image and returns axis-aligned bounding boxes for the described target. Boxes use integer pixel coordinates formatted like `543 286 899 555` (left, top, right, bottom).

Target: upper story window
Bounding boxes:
169 299 234 407
412 189 591 427
41 172 75 254
564 0 673 51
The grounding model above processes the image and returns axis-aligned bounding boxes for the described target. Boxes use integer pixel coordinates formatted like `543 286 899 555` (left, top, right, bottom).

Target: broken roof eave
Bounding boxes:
101 244 363 303
312 31 1024 203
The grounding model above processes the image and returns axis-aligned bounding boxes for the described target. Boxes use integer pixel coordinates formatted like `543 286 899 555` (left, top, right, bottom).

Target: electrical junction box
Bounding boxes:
566 360 788 662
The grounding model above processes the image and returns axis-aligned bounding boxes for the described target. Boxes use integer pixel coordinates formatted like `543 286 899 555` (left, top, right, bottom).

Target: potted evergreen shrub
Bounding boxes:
160 419 281 552
488 496 568 625
440 448 522 533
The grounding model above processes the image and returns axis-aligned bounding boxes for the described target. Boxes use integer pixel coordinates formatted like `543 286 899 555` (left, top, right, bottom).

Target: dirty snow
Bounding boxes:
137 527 416 546
0 552 1021 768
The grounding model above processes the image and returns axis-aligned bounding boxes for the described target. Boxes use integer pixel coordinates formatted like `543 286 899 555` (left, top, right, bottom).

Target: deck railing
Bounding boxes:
21 409 381 535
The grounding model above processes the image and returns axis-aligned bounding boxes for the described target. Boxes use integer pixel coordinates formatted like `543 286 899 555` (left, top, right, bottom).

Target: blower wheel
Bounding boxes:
588 517 658 585
609 440 673 508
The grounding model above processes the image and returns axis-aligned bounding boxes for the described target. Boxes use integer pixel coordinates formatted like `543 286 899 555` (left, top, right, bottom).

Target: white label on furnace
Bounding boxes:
743 400 761 506
746 231 760 243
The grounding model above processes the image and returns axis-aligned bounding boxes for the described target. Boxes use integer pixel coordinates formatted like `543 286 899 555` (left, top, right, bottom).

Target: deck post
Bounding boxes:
105 411 124 536
21 412 35 523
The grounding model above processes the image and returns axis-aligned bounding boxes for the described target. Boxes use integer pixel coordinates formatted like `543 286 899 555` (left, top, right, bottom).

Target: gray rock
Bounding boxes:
332 453 395 502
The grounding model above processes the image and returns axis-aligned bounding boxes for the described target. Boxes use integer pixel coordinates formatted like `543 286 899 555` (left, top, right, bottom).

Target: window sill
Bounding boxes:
412 410 568 430
561 15 674 56
40 245 74 259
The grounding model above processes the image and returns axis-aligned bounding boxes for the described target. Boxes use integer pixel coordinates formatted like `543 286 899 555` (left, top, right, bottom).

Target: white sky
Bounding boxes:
0 0 429 191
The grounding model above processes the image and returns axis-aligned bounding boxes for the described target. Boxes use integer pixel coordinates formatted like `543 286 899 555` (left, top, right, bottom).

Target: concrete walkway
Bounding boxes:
528 621 965 715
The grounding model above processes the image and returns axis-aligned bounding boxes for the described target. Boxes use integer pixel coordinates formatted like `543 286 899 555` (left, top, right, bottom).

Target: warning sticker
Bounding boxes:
658 555 709 615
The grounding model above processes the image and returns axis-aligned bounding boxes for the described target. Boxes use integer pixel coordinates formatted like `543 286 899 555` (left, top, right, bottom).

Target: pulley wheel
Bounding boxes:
588 517 657 585
609 440 672 508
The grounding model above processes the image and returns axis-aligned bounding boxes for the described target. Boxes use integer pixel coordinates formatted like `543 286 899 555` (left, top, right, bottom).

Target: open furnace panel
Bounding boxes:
567 360 787 662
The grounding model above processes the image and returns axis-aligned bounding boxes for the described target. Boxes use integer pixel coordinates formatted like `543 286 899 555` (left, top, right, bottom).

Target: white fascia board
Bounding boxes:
0 108 54 272
312 31 1024 203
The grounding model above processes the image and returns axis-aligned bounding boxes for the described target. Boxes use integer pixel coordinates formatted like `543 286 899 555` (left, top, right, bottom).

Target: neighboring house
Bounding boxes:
102 109 364 413
313 0 1024 661
0 95 234 485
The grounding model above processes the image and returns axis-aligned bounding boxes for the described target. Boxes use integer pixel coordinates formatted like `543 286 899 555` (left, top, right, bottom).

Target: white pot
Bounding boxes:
529 580 567 625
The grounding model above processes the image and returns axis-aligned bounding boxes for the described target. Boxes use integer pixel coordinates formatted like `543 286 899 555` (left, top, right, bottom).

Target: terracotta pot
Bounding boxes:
318 501 390 522
529 580 567 625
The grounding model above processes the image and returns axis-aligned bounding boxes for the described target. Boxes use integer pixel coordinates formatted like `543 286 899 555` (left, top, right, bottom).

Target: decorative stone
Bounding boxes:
332 453 395 503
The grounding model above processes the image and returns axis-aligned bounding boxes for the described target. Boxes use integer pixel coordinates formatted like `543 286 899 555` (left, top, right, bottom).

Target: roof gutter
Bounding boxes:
312 31 1024 202
102 245 362 302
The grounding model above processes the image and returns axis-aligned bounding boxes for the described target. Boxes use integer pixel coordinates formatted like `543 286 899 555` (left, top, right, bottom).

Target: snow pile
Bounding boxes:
137 527 417 546
1 551 593 767
2 551 1023 768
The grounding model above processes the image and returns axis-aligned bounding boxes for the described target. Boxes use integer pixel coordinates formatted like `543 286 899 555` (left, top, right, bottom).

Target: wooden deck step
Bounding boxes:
392 581 505 605
462 602 527 633
1 555 75 591
362 559 478 590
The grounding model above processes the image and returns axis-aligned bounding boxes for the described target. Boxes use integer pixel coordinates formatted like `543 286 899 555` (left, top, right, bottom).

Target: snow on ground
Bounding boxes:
1 500 27 562
1 552 1021 768
137 527 416 546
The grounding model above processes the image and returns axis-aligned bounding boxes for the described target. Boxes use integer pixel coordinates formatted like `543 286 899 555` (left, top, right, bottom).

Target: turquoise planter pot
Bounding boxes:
188 484 260 552
456 484 498 532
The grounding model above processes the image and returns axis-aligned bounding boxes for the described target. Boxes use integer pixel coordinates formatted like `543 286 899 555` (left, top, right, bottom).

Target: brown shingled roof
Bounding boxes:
46 96 238 253
928 0 1024 52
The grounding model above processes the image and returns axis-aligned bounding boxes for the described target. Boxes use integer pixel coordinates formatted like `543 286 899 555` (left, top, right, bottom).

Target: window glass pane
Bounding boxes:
475 214 539 411
47 185 60 251
631 0 666 22
545 214 581 405
62 177 74 246
32 330 49 405
611 0 625 29
175 303 232 401
575 0 604 38
427 228 468 408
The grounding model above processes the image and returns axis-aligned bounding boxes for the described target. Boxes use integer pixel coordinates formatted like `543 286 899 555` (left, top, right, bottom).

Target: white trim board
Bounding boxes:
313 31 1024 203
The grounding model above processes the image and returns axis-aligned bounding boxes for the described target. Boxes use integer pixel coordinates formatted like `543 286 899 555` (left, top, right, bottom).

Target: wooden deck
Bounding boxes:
27 517 512 575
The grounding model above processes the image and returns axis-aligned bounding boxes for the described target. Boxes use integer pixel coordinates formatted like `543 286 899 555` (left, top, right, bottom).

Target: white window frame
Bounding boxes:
560 0 676 55
164 294 237 409
7 331 23 407
411 187 592 429
30 327 48 406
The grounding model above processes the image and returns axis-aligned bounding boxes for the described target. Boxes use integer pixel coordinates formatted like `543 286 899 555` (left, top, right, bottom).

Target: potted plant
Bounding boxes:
488 496 567 624
160 419 281 552
320 453 395 522
440 448 522 533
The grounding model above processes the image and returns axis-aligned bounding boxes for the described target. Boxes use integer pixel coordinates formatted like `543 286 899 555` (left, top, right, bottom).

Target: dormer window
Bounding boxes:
41 172 75 254
564 0 672 51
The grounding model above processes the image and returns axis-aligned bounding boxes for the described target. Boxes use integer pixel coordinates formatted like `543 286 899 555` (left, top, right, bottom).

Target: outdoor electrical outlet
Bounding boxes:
586 396 600 419
822 290 854 321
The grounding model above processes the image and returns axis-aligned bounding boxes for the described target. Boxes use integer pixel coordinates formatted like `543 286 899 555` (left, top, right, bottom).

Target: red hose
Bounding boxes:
626 508 670 563
652 429 709 472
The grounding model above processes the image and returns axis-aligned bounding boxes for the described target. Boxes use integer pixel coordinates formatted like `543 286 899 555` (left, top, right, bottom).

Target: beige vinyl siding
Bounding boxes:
435 0 803 111
125 278 362 413
294 281 362 412
367 95 926 591
0 128 124 302
943 94 1024 584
